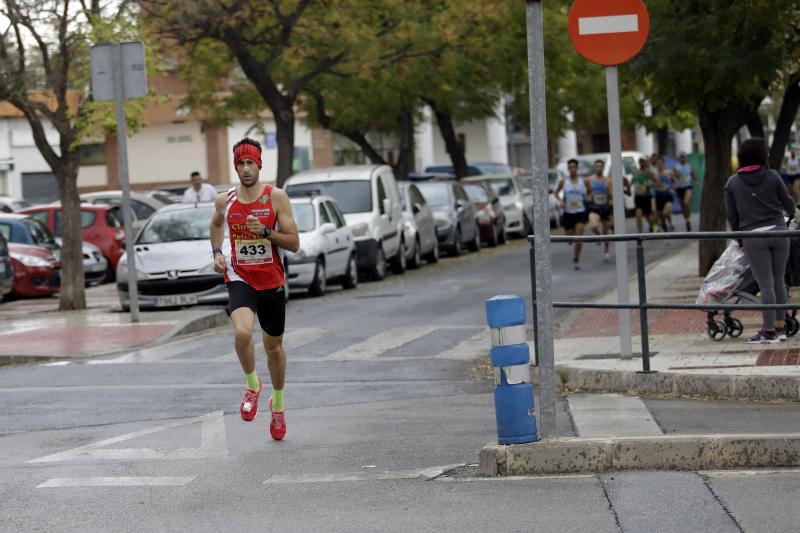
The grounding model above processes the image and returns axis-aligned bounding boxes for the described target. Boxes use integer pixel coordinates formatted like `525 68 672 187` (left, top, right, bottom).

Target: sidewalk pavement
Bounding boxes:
0 284 227 366
546 241 800 401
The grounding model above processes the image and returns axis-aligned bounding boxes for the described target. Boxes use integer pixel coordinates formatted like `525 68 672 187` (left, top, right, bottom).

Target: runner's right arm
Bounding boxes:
210 193 227 273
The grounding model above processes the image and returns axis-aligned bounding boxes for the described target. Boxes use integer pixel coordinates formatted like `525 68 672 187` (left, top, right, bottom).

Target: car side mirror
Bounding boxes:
456 199 466 209
382 198 391 216
412 203 422 215
320 222 337 234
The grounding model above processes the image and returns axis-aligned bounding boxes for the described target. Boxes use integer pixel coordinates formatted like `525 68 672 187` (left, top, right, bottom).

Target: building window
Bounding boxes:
78 144 106 166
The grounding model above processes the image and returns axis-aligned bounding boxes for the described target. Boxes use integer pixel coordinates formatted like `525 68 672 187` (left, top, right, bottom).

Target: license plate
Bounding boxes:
154 294 198 307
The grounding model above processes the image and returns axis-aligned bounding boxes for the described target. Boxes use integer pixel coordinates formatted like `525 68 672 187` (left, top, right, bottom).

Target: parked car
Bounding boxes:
556 151 646 215
468 175 533 237
285 165 406 281
415 180 480 256
80 190 173 233
284 193 358 296
514 172 562 228
398 182 439 267
116 202 289 310
54 238 107 286
461 180 507 246
424 162 514 176
0 195 33 213
8 242 60 298
20 203 125 279
0 213 60 255
0 232 13 301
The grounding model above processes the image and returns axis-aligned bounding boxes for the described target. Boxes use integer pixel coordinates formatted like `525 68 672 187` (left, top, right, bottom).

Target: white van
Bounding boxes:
285 165 405 281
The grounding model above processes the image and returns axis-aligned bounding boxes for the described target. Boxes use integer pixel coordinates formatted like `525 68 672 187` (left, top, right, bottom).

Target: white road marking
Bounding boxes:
29 411 228 463
700 468 800 478
568 393 662 438
435 330 490 360
39 361 71 367
264 465 463 484
322 327 439 361
283 327 331 350
37 476 196 488
578 14 639 36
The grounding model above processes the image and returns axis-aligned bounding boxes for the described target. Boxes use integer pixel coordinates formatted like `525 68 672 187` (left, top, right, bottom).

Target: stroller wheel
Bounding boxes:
786 316 800 337
707 320 727 341
726 318 744 338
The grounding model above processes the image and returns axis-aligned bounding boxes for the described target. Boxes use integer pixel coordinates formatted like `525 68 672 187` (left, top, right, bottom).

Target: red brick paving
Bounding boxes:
756 349 800 367
0 324 173 358
561 309 760 338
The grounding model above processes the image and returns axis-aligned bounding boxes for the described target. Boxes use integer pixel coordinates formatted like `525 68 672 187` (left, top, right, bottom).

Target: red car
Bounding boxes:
8 242 60 298
20 203 125 276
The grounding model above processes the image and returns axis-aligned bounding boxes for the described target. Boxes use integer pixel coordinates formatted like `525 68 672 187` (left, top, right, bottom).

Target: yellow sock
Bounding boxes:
272 389 284 412
246 371 259 391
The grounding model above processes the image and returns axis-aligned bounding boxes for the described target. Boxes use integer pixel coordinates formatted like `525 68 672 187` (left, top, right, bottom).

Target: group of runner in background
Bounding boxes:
556 152 695 271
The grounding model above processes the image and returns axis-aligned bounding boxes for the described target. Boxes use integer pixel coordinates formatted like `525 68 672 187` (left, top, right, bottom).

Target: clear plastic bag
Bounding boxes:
696 241 751 305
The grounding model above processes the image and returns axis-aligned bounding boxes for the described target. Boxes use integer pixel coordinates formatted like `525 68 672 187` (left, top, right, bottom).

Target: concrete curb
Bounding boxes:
547 366 800 402
479 433 800 476
0 310 229 367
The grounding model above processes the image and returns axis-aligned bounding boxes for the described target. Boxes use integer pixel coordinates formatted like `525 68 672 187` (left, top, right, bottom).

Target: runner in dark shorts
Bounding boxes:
562 210 589 231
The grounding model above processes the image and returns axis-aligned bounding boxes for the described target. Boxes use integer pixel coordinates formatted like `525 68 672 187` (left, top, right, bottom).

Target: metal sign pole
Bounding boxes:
605 66 632 357
526 0 556 437
112 43 140 323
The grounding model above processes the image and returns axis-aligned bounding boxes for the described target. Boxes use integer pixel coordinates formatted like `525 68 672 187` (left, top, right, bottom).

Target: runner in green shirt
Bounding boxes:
632 158 658 233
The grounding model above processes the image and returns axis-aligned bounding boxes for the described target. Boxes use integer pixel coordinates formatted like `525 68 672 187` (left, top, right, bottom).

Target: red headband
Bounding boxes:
233 143 262 169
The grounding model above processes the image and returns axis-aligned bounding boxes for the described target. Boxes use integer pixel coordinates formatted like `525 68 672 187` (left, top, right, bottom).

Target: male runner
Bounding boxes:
555 159 589 270
673 153 696 231
632 158 658 233
653 156 676 232
587 159 613 262
211 138 300 441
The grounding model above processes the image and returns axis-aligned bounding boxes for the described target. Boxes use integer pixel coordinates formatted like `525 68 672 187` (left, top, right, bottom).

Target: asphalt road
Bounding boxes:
1 217 799 532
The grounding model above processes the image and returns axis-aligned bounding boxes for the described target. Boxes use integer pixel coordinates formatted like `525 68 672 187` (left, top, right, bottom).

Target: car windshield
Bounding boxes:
464 184 489 203
23 218 56 246
12 200 31 211
416 183 450 207
287 181 372 214
137 206 218 244
292 203 315 233
488 179 516 197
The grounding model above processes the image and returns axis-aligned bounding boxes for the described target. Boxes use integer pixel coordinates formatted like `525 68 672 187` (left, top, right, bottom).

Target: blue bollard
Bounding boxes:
485 295 538 445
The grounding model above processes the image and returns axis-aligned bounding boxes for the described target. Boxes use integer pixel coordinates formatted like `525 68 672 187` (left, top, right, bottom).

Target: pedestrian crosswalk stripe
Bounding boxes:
28 411 228 463
322 327 439 361
37 477 196 488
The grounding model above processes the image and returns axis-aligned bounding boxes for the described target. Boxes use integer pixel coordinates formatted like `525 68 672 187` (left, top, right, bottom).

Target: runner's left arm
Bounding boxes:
246 188 300 253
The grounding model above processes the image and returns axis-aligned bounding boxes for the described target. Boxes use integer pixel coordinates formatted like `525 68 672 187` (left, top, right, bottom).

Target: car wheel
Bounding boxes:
342 254 358 289
370 246 386 281
468 225 481 252
103 261 115 283
408 239 422 270
450 228 462 257
309 258 326 297
424 242 439 264
521 216 533 238
390 238 407 274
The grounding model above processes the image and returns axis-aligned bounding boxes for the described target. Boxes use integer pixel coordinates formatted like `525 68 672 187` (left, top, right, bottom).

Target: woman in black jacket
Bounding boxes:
725 138 796 344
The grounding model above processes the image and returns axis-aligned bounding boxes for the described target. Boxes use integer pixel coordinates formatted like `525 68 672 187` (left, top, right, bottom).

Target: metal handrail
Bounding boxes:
529 229 800 373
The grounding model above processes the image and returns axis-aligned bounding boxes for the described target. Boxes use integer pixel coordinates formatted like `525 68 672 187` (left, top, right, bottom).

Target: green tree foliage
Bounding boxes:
629 0 797 274
0 0 150 310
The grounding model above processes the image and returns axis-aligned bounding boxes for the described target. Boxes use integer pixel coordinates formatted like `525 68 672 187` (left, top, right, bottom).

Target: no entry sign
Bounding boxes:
568 0 650 66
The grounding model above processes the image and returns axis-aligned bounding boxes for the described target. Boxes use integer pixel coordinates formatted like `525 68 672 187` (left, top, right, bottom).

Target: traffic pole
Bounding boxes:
525 0 556 437
605 66 632 358
112 43 140 323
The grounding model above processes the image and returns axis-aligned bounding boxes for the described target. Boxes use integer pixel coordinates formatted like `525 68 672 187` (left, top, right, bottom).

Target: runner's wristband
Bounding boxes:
212 247 223 257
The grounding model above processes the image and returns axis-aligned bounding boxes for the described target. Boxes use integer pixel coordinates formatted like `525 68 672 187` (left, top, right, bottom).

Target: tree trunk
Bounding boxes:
395 108 415 179
57 162 86 311
343 131 387 165
429 103 470 178
746 110 765 139
274 104 295 188
769 72 800 170
697 108 741 276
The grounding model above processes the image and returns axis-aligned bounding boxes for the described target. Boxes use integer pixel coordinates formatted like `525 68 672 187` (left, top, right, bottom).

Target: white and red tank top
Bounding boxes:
224 184 284 290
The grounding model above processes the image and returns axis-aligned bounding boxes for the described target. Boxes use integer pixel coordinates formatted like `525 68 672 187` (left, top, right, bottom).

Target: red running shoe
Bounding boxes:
268 397 286 441
240 379 262 422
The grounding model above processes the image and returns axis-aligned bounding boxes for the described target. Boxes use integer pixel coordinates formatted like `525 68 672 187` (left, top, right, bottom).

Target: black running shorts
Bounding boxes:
588 204 612 221
563 211 588 231
655 191 673 212
675 187 691 202
634 195 653 216
226 281 286 337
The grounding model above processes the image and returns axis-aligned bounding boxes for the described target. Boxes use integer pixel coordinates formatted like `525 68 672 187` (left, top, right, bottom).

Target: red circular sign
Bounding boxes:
568 0 650 66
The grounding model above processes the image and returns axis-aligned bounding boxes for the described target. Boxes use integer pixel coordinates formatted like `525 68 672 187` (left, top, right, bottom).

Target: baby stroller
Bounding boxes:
697 237 800 341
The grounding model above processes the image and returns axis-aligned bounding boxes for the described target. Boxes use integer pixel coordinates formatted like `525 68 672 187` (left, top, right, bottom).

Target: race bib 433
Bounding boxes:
235 238 273 265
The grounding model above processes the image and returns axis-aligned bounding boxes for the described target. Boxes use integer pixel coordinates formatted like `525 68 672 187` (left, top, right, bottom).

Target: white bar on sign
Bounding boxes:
578 14 638 36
